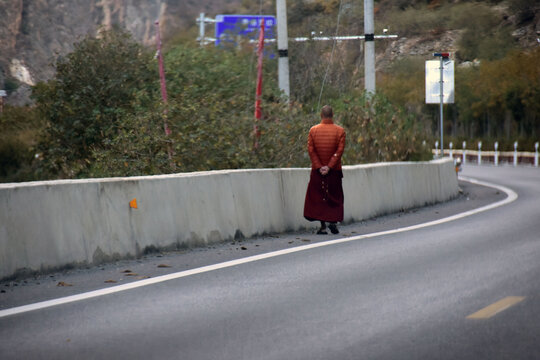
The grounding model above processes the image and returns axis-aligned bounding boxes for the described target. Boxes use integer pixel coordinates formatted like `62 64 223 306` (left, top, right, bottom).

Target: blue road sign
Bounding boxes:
215 15 276 46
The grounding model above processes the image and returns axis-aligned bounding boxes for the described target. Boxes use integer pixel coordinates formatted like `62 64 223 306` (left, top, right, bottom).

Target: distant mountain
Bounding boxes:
0 0 242 105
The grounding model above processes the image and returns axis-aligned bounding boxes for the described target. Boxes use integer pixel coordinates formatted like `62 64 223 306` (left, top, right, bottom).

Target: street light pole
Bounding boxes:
439 55 444 156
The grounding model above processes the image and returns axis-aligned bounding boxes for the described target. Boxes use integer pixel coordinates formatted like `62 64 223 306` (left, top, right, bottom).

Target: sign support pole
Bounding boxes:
198 13 205 47
431 52 450 158
276 0 290 100
364 0 375 95
205 9 397 100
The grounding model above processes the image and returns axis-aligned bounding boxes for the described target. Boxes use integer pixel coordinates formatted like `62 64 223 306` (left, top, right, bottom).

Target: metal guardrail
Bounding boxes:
432 149 539 167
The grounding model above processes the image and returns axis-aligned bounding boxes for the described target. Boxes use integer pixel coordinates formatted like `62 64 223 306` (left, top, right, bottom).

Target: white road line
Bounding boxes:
0 177 518 319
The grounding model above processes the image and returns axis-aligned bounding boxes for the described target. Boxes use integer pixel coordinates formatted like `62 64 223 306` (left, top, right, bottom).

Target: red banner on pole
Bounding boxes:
254 21 265 149
155 21 171 136
155 20 174 167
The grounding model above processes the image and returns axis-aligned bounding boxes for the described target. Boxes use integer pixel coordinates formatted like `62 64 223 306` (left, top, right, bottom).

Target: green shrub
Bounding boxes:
452 3 516 61
19 28 434 181
4 78 19 94
0 105 44 182
32 27 155 178
336 93 431 164
384 5 450 37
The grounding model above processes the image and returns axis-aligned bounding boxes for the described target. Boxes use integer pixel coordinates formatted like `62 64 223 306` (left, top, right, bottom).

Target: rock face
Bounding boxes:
0 0 241 104
1 1 538 105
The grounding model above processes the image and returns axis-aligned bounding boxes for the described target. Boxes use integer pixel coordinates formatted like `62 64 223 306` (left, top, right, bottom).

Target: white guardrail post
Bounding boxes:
513 141 518 167
535 142 539 167
478 141 482 165
494 141 499 166
434 140 539 167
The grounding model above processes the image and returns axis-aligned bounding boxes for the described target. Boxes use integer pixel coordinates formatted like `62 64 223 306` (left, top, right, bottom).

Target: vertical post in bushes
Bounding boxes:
155 21 174 165
449 142 453 158
0 90 6 114
535 142 539 167
155 21 169 134
462 141 467 165
198 13 205 47
253 21 265 149
514 141 518 166
478 141 482 165
494 141 499 166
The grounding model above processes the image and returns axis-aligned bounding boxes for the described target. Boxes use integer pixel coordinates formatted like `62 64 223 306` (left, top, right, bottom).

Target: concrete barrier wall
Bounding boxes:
0 159 457 280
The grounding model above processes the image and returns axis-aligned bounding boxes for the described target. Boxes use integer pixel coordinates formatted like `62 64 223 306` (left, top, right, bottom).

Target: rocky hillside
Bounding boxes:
0 0 241 105
1 0 539 105
381 3 540 68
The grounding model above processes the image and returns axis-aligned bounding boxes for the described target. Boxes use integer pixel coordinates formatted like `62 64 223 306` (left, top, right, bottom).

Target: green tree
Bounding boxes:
453 3 515 61
459 48 540 142
336 93 430 164
88 42 313 176
32 28 154 178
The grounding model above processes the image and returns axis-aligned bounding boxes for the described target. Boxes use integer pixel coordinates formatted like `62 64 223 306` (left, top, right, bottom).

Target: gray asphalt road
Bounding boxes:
1 165 539 359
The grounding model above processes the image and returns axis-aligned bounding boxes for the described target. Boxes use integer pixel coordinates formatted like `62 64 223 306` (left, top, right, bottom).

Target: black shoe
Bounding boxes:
317 228 328 235
328 223 339 234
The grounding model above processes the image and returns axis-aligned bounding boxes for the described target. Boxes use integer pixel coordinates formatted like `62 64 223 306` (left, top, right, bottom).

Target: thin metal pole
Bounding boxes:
155 20 174 166
155 21 171 136
439 56 444 157
254 21 265 149
155 21 168 111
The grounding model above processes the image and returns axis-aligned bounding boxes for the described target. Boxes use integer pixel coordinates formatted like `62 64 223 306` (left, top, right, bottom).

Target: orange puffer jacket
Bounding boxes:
307 118 346 170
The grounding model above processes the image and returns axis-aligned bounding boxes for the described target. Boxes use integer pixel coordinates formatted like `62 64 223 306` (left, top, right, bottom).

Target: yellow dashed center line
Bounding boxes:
467 296 526 319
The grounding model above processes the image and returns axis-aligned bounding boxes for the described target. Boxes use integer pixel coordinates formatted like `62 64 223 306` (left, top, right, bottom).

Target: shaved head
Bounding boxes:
321 105 333 119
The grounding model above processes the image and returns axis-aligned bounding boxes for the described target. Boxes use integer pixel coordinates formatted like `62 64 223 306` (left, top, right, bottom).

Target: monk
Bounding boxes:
303 105 346 234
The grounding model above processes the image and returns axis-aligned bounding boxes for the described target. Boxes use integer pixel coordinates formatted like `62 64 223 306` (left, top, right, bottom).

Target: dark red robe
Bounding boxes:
304 169 344 222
